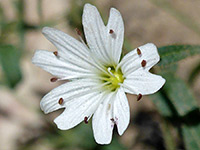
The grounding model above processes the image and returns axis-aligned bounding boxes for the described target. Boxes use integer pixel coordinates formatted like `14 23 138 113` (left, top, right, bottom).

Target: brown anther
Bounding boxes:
110 118 117 126
53 51 58 56
75 28 81 36
58 98 64 105
141 60 147 67
50 77 58 82
110 118 114 122
109 29 114 34
137 48 142 55
84 116 88 124
137 93 142 101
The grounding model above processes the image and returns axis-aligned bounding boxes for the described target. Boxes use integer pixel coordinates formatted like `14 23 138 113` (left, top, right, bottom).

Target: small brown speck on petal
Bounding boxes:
84 116 88 124
109 29 114 34
53 51 58 56
58 98 64 105
141 60 147 67
50 77 58 82
137 48 141 55
137 93 142 101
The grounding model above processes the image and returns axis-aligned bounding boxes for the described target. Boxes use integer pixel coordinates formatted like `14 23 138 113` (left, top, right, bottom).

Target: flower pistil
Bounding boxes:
101 66 124 91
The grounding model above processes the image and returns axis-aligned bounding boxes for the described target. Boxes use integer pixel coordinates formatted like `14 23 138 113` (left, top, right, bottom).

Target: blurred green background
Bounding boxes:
0 0 200 150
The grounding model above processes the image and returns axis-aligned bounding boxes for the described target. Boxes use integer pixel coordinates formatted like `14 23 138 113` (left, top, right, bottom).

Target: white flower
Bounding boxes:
32 3 165 144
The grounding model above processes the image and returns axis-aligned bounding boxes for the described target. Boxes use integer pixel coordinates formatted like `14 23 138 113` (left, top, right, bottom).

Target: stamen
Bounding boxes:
107 67 115 77
53 51 58 56
109 29 116 39
75 28 82 36
75 28 89 50
118 83 123 88
105 84 118 92
50 77 58 82
84 116 88 124
141 60 147 67
137 48 142 55
58 98 64 105
110 118 115 122
137 93 142 101
109 29 114 34
110 118 117 126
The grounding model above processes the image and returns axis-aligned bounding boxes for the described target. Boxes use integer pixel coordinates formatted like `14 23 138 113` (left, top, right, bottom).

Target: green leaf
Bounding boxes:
101 136 127 150
160 119 176 150
45 122 97 150
123 39 133 53
151 65 177 117
150 91 174 117
182 124 200 150
188 61 200 85
158 45 200 67
67 0 96 31
161 72 198 116
0 45 22 88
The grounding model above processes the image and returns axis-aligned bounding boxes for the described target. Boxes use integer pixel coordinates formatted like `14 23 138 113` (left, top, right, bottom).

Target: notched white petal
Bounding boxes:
54 91 103 130
32 50 94 79
114 88 130 135
42 27 89 57
40 79 99 114
42 27 95 71
107 7 124 64
92 94 114 144
83 4 124 66
120 43 160 76
123 71 166 95
83 4 111 65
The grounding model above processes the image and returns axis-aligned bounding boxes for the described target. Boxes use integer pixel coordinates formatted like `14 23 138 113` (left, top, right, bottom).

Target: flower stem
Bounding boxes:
161 119 176 150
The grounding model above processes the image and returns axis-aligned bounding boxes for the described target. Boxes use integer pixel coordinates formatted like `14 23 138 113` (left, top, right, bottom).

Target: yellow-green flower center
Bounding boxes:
102 67 124 91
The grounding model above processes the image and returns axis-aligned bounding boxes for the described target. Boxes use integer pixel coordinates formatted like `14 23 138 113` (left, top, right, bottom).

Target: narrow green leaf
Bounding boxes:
67 0 96 31
151 64 177 117
188 62 200 85
182 124 200 150
123 39 134 53
101 136 127 150
45 123 96 149
160 119 176 150
158 45 200 66
161 72 198 116
150 91 174 117
0 45 22 88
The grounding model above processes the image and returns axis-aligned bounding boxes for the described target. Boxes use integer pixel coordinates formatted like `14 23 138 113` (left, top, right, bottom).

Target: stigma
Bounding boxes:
101 66 124 91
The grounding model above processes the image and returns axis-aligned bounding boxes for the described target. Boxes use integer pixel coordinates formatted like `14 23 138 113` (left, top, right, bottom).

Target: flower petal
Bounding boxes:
54 91 104 130
113 88 130 135
119 43 160 76
40 79 99 114
92 93 114 144
42 27 95 70
83 4 110 65
123 70 166 95
32 50 94 79
83 4 124 66
106 8 124 64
